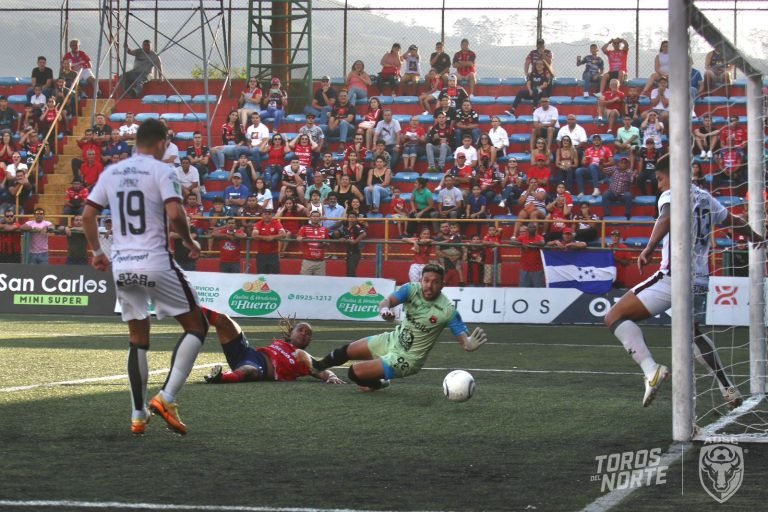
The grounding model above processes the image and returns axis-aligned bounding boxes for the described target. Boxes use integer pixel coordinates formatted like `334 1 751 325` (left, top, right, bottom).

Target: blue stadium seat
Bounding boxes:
716 238 734 248
176 131 195 141
502 77 526 86
696 96 729 106
393 96 418 105
478 115 491 124
471 96 496 105
418 114 434 124
167 94 192 104
393 114 411 123
367 212 384 219
7 95 26 104
141 94 167 104
492 214 516 221
477 77 501 86
202 191 224 202
553 77 578 86
507 152 531 163
422 172 443 183
549 96 572 106
633 196 657 206
17 77 31 86
573 96 597 105
192 94 217 104
392 171 419 183
717 196 746 207
178 150 187 159
513 115 533 124
185 112 208 121
509 134 530 144
583 195 602 205
329 77 345 86
207 170 230 181
627 78 645 88
109 113 127 123
497 114 515 125
629 216 655 223
161 113 185 122
624 237 650 247
135 112 160 121
397 193 412 203
638 97 651 106
377 96 394 106
0 77 19 86
285 114 306 123
603 216 628 222
575 114 594 124
495 96 516 105
599 134 615 144
729 96 747 105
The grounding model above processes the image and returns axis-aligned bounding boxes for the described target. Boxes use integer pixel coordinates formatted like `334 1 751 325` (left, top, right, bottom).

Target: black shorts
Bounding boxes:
222 332 269 380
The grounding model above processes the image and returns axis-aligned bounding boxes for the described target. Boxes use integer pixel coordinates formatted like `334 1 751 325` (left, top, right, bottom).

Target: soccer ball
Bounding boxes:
443 370 475 403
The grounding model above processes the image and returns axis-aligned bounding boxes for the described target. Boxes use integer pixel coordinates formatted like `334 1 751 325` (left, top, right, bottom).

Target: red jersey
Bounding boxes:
78 140 102 161
527 165 550 184
80 160 104 187
549 208 568 233
606 49 628 72
253 219 284 254
257 339 312 381
584 146 613 166
413 243 432 264
483 233 502 262
297 223 329 260
293 143 313 168
66 186 89 203
279 206 302 234
720 150 742 174
221 122 239 144
344 144 368 163
364 108 382 124
453 50 477 74
602 90 625 113
0 224 22 258
720 126 746 149
63 51 93 71
451 165 475 191
215 229 246 262
517 232 545 272
612 242 633 286
391 197 406 213
402 125 425 147
266 145 288 166
185 204 204 230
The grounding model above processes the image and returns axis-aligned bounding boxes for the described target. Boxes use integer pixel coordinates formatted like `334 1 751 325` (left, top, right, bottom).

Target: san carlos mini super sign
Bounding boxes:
336 281 384 319
228 277 281 316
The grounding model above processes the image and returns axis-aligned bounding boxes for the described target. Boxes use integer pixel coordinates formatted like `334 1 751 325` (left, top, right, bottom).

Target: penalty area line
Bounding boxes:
0 499 449 512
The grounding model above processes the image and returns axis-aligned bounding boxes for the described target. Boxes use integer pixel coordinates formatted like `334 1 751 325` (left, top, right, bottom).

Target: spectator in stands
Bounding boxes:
103 129 130 164
488 116 509 157
0 132 18 176
357 97 383 150
340 150 365 187
524 38 554 76
4 152 27 181
528 151 552 192
281 158 308 203
323 192 346 239
345 60 372 107
640 112 664 150
258 132 287 190
454 99 481 147
404 227 433 282
211 110 246 170
318 152 341 189
572 202 600 243
162 128 180 167
434 95 458 133
599 37 629 93
175 156 200 202
186 131 211 180
246 112 270 170
433 222 465 286
51 76 75 117
419 69 443 115
439 149 475 198
465 234 485 286
297 113 325 165
373 109 402 170
328 89 357 145
288 133 319 177
58 59 78 90
80 149 104 189
297 210 330 275
607 230 633 287
19 104 39 137
406 177 434 236
0 96 19 135
615 114 641 156
576 44 604 97
238 77 263 127
276 196 305 255
465 184 488 236
61 214 88 265
531 97 559 153
505 60 552 117
334 174 364 210
20 129 50 170
306 171 332 202
62 39 99 96
714 146 746 186
207 196 233 232
511 222 545 287
29 86 47 118
601 156 635 220
703 45 734 94
183 194 204 237
212 217 247 273
38 97 63 147
0 210 22 263
597 78 625 133
643 76 670 125
498 158 526 209
371 139 392 171
477 134 498 168
640 41 669 97
344 132 369 165
546 227 587 249
340 211 367 277
624 86 642 127
21 207 53 264
439 74 469 111
430 175 464 231
511 179 547 240
62 177 89 223
251 207 285 274
224 172 250 209
554 135 578 193
91 113 112 149
719 114 747 158
453 39 477 97
388 186 408 237
691 161 707 188
401 45 422 96
428 41 452 85
636 138 660 196
426 112 454 172
6 169 34 211
27 56 54 101
401 116 425 172
238 195 263 236
229 153 259 194
251 177 273 211
378 43 402 96
694 114 722 160
364 155 392 214
260 78 288 133
576 134 613 199
346 197 368 226
121 39 163 98
305 75 337 124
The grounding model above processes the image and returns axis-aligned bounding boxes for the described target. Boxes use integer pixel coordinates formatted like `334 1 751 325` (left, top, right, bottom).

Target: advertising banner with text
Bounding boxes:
705 276 768 327
0 263 116 315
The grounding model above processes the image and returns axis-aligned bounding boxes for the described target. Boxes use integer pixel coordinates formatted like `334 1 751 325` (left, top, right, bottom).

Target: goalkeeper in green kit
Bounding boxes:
313 264 488 391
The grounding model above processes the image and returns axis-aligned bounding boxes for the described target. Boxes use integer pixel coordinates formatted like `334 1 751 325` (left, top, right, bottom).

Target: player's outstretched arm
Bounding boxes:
299 351 345 384
458 327 488 352
726 212 766 248
379 284 411 321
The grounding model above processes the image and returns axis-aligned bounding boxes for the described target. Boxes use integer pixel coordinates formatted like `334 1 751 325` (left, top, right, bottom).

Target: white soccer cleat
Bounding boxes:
642 364 670 407
723 387 743 410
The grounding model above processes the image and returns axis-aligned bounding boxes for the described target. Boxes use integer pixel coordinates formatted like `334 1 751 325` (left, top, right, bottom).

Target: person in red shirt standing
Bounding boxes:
0 210 22 263
212 217 247 273
452 39 477 96
80 149 104 189
296 210 329 276
599 37 629 93
597 78 625 134
512 222 545 288
482 224 502 286
575 134 613 199
607 229 633 288
251 207 286 274
71 129 102 179
62 39 99 96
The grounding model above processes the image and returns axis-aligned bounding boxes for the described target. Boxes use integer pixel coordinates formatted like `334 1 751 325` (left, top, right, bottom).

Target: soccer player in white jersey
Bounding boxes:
82 118 207 436
312 264 487 391
605 162 764 408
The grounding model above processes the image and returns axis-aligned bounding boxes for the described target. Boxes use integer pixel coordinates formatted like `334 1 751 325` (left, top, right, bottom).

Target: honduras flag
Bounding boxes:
542 250 617 294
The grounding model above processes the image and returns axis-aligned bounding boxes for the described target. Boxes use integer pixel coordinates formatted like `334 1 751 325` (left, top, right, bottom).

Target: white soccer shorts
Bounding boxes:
632 271 671 316
115 267 199 321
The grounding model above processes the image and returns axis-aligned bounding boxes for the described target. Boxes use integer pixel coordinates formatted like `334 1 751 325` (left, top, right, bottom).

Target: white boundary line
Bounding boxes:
580 442 693 512
0 500 448 512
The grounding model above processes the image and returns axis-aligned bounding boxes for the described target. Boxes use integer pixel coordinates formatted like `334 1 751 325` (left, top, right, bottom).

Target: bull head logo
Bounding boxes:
699 444 744 503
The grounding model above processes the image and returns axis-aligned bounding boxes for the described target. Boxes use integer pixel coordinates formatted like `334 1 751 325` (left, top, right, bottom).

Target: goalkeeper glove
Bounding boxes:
463 327 488 352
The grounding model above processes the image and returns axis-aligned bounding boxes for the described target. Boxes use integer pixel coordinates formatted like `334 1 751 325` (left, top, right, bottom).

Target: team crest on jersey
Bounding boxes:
429 315 437 324
398 329 414 352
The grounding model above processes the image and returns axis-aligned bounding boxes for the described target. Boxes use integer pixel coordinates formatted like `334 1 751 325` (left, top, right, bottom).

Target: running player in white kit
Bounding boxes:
605 161 764 408
82 118 207 436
